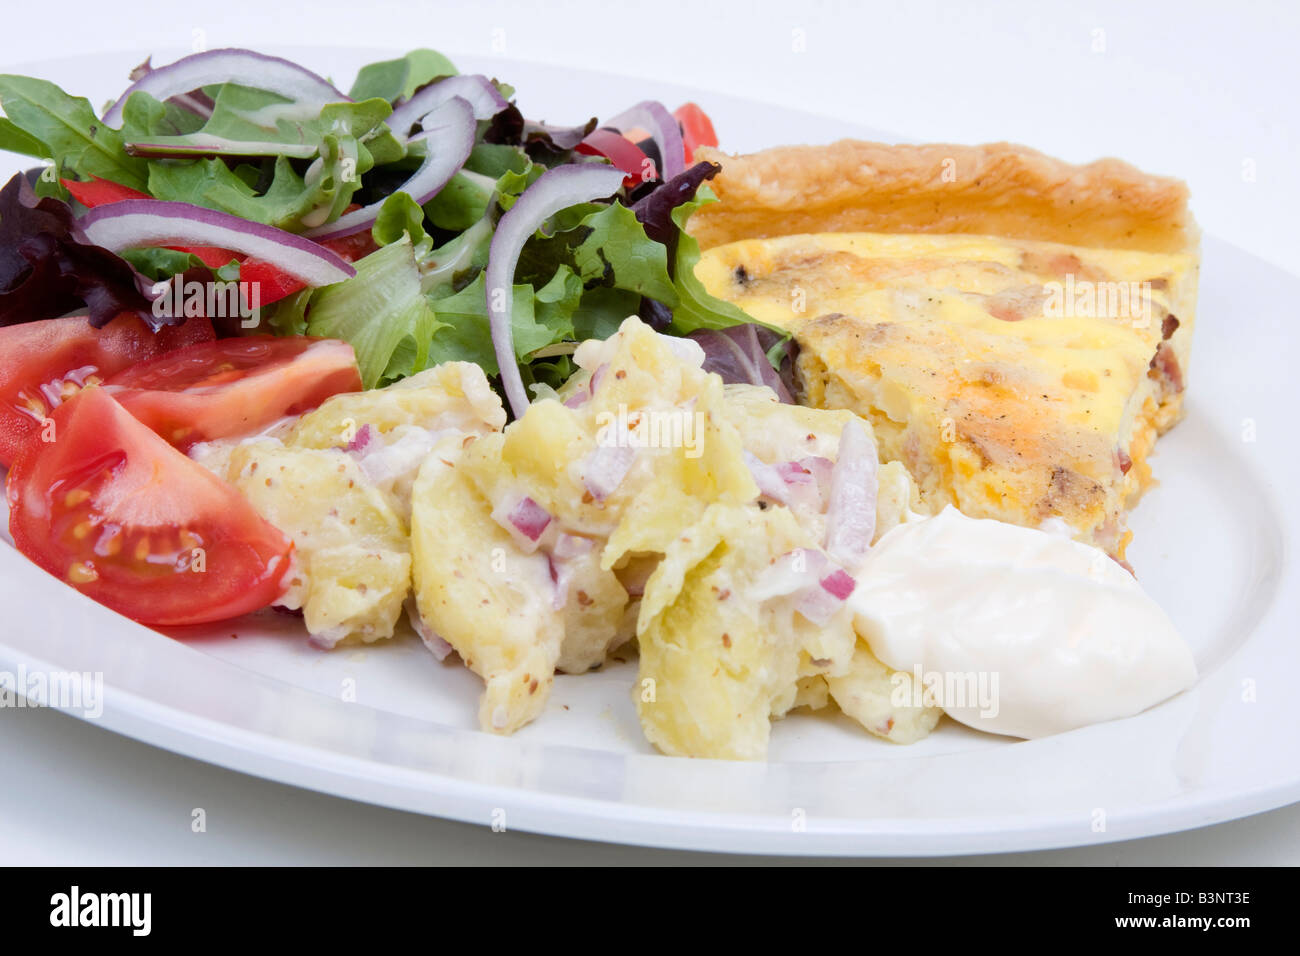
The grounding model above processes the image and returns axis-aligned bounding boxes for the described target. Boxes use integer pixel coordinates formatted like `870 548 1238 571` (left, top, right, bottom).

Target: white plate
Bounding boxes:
1 48 1297 856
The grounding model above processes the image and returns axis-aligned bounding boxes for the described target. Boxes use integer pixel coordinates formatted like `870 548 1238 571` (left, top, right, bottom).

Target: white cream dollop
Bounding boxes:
848 506 1197 739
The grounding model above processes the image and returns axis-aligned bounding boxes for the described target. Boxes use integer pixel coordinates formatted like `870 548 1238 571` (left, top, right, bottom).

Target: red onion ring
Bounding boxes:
303 96 476 242
486 164 625 417
79 199 356 286
825 420 878 567
387 74 509 136
602 101 685 180
103 48 349 128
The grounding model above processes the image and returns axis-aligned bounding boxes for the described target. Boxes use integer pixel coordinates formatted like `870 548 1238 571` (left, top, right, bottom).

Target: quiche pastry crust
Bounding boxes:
691 141 1197 254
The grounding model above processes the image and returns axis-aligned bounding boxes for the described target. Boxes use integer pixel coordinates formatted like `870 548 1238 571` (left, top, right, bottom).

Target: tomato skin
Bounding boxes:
673 103 718 164
0 314 215 468
105 336 362 449
240 232 378 308
61 176 150 207
576 129 653 186
6 387 292 626
238 259 310 305
321 230 379 262
172 246 240 270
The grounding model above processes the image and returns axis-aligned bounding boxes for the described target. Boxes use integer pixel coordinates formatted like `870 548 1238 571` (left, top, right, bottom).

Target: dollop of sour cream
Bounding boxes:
848 506 1197 739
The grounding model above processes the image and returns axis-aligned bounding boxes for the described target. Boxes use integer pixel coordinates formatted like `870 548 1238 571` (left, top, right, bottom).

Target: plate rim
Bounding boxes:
1 47 1298 857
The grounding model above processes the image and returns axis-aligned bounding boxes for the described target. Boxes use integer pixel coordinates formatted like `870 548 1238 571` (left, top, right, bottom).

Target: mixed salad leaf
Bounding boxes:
0 173 153 326
0 48 792 405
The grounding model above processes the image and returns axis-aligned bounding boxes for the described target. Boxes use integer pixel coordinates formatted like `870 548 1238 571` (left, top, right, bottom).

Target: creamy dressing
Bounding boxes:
847 506 1197 738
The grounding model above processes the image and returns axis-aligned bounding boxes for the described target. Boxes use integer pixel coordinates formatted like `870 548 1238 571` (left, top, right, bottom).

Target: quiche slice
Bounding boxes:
690 141 1199 561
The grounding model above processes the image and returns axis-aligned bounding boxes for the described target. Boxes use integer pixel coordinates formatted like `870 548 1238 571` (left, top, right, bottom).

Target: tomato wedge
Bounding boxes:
105 336 362 448
0 314 215 468
674 103 718 164
6 386 292 626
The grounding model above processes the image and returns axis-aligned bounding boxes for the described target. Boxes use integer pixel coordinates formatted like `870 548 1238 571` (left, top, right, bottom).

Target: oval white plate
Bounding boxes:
1 48 1296 856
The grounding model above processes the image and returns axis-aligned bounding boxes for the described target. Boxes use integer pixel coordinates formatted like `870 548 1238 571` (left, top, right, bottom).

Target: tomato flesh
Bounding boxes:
61 176 150 207
105 336 362 448
576 129 653 186
240 231 378 308
674 103 719 164
0 314 215 468
6 387 292 626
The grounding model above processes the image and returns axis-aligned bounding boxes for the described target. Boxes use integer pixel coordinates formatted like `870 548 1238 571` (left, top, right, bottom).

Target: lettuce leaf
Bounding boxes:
572 202 676 304
423 267 579 375
304 236 442 388
349 50 459 103
0 75 149 190
372 190 431 251
687 324 800 403
0 117 51 159
136 94 397 230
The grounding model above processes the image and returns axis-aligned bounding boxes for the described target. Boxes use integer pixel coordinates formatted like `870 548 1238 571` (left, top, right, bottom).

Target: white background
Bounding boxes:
2 0 1298 864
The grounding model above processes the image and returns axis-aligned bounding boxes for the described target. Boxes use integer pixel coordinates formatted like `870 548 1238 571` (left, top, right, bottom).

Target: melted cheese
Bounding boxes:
696 232 1199 557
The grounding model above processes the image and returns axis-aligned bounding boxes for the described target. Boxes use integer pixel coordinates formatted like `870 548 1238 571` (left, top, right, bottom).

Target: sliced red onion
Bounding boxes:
796 579 849 626
424 631 455 662
552 533 595 561
355 428 440 491
487 164 625 417
561 362 611 409
797 455 834 499
775 460 816 487
776 455 833 510
307 625 352 650
546 556 568 611
103 48 349 128
167 91 215 118
775 459 822 511
745 452 790 504
79 199 355 286
490 494 552 553
657 332 706 366
126 59 215 119
603 101 685 180
751 548 827 601
547 534 595 611
819 568 857 601
343 423 374 453
752 548 856 624
304 96 475 242
406 600 454 661
523 119 597 152
582 443 636 501
388 74 509 137
825 420 878 568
